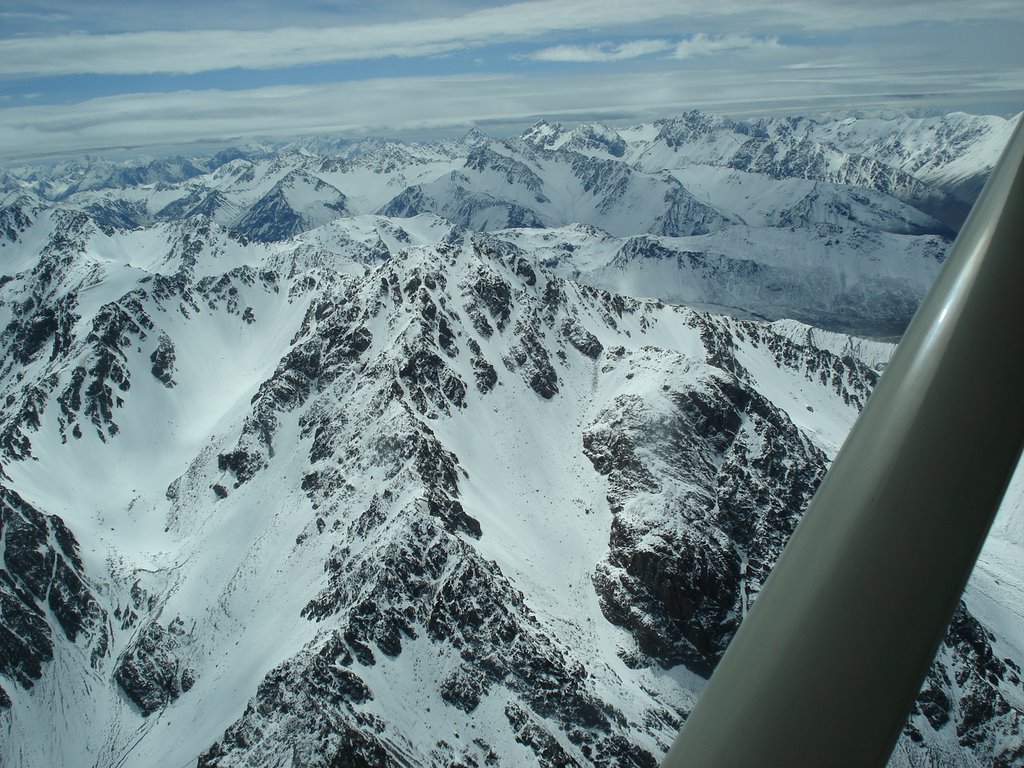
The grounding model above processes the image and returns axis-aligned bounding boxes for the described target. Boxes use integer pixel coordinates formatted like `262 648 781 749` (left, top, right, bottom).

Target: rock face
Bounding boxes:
114 618 196 716
0 486 109 709
584 371 828 675
895 605 1024 768
0 115 1021 768
234 171 350 242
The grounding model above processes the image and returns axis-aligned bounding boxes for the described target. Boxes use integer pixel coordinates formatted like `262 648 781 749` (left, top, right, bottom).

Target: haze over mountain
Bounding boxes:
0 110 1021 768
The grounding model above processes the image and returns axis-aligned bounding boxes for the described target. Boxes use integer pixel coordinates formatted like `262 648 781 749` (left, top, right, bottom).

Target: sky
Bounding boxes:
0 0 1022 162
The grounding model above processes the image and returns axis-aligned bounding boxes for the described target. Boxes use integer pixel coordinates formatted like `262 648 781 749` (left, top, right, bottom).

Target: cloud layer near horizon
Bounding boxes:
0 0 1021 160
4 66 1021 163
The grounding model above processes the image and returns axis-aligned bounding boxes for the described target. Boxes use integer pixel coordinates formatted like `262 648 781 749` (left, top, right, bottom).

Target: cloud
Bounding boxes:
0 11 70 22
0 1 689 77
529 40 673 63
0 0 1019 77
2 64 1021 162
527 33 784 64
671 33 782 59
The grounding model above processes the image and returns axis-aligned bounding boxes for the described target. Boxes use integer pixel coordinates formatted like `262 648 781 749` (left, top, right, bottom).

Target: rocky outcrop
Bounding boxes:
196 633 387 768
903 605 1024 767
114 618 196 716
149 332 176 387
0 486 108 708
584 360 826 675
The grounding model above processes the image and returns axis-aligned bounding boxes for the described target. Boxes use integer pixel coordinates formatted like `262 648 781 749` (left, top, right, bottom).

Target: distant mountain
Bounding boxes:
624 110 1017 229
811 112 1018 203
8 109 1015 339
377 142 730 237
495 222 948 337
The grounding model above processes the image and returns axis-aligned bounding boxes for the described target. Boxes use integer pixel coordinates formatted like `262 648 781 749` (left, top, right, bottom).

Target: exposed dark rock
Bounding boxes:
217 448 266 488
464 258 513 334
149 332 176 387
399 347 468 414
585 365 826 675
0 486 108 699
0 587 52 689
505 322 558 399
440 665 488 713
561 319 603 360
470 346 499 394
114 618 196 716
505 702 584 768
0 196 37 242
902 604 1024 766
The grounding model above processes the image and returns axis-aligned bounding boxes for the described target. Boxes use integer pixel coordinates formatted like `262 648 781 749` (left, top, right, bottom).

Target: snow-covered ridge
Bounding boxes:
766 318 895 368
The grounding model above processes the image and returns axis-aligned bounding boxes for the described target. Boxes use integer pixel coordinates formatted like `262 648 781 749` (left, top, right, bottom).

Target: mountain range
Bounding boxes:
0 110 1021 767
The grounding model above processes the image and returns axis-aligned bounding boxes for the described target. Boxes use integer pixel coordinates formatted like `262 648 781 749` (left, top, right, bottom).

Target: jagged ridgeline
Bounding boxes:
4 110 1017 337
0 111 1022 768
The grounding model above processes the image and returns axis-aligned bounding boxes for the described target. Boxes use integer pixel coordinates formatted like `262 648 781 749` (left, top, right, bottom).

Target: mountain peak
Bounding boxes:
460 126 490 146
520 119 567 148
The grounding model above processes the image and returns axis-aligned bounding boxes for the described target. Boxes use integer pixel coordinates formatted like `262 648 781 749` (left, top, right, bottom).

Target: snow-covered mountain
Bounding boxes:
7 109 1016 339
1 111 1022 767
619 110 1017 230
811 112 1018 203
492 223 947 336
6 151 265 202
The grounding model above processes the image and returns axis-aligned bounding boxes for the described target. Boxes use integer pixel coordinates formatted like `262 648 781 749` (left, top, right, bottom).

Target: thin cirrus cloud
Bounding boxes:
0 10 70 22
528 34 783 63
528 40 674 63
0 0 1020 160
670 33 782 59
0 1 699 77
